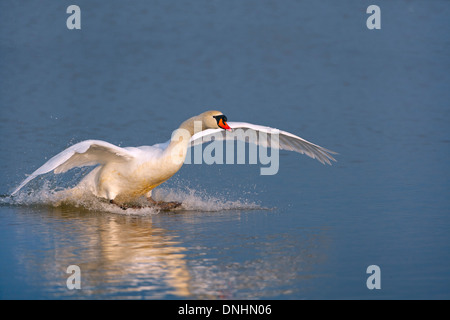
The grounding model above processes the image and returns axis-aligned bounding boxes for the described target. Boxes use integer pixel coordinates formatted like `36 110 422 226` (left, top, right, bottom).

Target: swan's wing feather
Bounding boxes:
54 140 135 173
11 140 135 195
189 122 337 165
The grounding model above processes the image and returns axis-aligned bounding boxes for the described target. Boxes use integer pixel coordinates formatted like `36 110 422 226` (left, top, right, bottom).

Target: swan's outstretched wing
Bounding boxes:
11 140 135 196
189 122 337 165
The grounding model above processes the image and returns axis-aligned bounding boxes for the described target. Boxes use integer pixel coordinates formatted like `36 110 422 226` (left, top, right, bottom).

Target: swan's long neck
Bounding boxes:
163 115 202 168
178 114 204 136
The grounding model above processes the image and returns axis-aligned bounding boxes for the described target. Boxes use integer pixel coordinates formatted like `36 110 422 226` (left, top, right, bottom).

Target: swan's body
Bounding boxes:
11 111 336 208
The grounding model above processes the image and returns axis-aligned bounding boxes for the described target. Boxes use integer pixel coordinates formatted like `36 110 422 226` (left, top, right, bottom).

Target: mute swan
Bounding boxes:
11 110 336 210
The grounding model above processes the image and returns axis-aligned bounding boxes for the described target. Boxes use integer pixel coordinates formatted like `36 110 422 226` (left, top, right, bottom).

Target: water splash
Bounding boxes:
152 187 262 211
2 179 263 215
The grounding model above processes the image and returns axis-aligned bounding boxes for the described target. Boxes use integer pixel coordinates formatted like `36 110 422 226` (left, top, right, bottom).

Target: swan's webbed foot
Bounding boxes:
146 197 182 211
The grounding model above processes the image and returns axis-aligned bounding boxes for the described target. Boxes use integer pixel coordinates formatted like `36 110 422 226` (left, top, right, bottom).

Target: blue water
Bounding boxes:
1 0 449 299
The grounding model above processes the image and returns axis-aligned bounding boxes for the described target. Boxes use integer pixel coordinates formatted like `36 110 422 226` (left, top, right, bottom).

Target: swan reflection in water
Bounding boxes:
13 205 190 298
12 205 330 299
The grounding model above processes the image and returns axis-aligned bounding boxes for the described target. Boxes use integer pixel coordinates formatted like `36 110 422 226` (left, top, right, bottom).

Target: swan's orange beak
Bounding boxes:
218 118 232 131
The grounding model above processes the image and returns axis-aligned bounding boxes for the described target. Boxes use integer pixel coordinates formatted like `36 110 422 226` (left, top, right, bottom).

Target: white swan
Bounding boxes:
11 110 336 209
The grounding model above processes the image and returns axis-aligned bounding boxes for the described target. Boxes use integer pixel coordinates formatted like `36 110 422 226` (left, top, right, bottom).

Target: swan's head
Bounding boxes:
201 110 231 131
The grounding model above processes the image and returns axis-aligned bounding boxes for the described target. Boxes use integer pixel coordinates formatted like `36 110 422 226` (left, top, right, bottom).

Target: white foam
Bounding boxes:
152 187 262 211
4 178 263 215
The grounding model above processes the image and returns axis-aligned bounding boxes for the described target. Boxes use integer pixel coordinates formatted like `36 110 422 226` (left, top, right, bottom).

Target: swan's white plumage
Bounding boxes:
11 140 136 196
190 122 337 165
11 112 337 202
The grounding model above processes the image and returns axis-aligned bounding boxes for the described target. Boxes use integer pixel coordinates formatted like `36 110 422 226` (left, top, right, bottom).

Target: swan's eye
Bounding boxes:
213 115 227 124
213 115 231 131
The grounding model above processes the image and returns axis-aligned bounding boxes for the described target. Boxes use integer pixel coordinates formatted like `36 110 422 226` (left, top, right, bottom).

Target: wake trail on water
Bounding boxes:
2 178 264 215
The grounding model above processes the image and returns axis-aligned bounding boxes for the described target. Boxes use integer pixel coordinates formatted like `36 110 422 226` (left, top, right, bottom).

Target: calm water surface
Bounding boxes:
0 0 449 299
